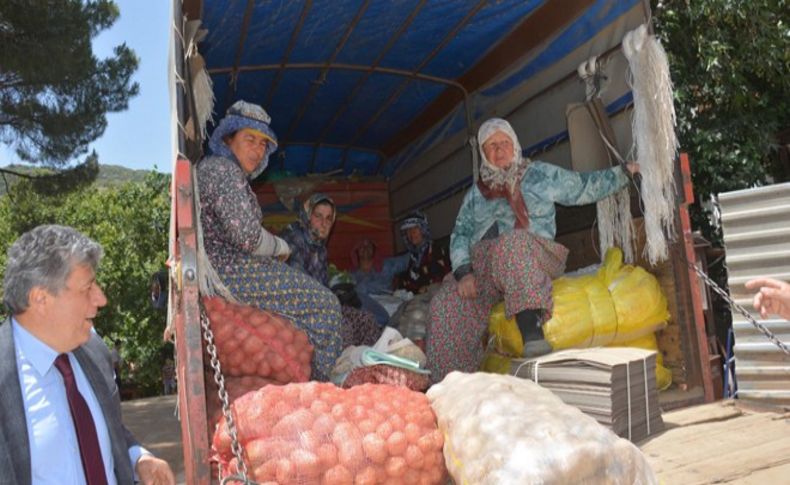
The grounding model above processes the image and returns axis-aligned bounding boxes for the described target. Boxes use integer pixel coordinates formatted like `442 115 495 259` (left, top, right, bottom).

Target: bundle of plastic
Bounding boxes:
544 248 669 349
203 296 313 383
427 372 657 484
213 382 447 484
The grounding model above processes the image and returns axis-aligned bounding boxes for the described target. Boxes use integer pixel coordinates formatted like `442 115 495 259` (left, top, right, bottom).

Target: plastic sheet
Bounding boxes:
543 248 669 349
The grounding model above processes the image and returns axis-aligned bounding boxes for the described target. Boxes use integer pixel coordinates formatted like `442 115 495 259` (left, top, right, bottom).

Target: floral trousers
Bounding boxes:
426 230 568 383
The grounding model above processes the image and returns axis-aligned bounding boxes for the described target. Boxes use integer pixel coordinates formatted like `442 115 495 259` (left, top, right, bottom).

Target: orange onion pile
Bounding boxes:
213 382 447 484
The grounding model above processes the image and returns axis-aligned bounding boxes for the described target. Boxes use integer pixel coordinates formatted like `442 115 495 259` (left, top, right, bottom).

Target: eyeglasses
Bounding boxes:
483 140 513 152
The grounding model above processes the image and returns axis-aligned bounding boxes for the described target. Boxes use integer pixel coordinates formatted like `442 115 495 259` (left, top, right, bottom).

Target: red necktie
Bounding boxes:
54 354 109 485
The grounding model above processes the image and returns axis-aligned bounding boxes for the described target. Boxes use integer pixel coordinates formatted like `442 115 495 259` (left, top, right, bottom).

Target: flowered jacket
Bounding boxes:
450 161 630 271
197 155 264 269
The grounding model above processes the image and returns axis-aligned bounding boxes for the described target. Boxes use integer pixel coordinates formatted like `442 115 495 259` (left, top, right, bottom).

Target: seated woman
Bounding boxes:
394 211 451 294
196 100 342 381
427 118 638 382
281 194 384 347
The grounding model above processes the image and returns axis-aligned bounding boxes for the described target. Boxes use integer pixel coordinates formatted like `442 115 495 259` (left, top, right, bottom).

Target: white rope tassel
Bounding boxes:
597 190 636 263
623 24 678 265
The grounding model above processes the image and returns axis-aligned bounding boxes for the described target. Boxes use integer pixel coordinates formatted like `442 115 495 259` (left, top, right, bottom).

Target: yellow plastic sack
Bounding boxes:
481 302 522 374
611 334 673 391
544 247 669 350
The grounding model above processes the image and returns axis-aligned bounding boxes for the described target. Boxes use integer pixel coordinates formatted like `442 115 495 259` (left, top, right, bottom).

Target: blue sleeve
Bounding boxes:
449 190 476 271
381 254 409 279
533 162 630 206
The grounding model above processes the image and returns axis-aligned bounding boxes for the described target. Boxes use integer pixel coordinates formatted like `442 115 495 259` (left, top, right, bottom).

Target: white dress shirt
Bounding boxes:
12 319 145 484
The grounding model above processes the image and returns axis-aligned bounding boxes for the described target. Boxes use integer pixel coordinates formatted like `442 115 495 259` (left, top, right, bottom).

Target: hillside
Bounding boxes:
0 163 158 196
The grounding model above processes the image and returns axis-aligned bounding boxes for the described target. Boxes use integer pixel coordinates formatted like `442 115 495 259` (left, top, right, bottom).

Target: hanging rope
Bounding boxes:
577 56 636 263
623 24 679 266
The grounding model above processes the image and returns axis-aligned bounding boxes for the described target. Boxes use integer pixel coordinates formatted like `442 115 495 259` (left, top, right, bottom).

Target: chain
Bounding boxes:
199 307 256 484
685 259 790 356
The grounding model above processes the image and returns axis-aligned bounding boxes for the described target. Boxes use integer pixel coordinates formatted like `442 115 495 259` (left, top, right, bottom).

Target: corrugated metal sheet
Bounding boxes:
718 182 790 404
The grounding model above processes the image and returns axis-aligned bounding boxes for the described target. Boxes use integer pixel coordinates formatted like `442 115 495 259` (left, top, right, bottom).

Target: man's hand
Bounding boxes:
745 277 790 320
457 274 477 300
136 454 175 485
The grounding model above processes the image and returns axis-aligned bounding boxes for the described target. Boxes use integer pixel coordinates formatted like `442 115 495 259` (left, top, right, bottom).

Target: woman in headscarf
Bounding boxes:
196 100 342 381
427 118 638 382
394 211 451 294
280 193 336 288
281 194 384 347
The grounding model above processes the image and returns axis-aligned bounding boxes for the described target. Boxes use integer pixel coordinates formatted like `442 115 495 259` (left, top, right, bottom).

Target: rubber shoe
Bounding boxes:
522 339 552 359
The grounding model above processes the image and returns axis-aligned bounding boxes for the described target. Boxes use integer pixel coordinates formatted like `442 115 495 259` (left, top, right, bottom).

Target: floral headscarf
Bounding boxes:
279 193 336 287
208 100 278 180
477 118 531 230
400 211 431 279
299 193 336 242
477 117 528 194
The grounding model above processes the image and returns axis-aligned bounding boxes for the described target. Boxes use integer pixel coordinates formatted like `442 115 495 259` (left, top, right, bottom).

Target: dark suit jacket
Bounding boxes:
0 319 139 484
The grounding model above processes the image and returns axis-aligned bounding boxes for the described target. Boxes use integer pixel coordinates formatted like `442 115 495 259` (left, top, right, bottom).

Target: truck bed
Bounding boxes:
641 400 790 484
123 396 790 484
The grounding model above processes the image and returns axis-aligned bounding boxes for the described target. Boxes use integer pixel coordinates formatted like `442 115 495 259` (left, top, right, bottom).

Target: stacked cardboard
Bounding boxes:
510 347 663 442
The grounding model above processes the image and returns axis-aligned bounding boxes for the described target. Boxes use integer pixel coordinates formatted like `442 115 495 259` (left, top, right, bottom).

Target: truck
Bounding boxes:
165 0 789 483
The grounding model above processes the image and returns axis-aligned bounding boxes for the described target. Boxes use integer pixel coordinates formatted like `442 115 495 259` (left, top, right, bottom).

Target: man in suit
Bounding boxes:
0 225 175 485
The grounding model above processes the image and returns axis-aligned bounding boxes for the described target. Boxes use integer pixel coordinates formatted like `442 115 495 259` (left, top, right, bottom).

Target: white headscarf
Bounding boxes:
477 118 528 193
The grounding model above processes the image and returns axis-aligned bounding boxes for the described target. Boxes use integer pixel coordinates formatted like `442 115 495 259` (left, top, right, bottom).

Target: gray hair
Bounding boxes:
3 225 103 314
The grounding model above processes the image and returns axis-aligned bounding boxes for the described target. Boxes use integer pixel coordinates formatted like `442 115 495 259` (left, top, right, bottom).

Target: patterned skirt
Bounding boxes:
217 255 343 381
426 230 568 383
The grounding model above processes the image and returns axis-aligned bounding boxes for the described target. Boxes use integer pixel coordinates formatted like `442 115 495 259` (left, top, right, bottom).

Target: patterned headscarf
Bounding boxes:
208 100 278 180
477 118 529 194
400 211 431 278
299 192 336 243
477 118 531 230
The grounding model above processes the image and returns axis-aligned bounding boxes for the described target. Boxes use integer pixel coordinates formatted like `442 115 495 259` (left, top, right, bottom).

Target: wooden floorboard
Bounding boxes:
641 400 790 484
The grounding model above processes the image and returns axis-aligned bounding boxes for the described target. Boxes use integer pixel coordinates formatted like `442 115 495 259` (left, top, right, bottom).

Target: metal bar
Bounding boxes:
343 0 487 169
679 152 715 402
315 0 428 155
263 0 312 108
209 62 465 90
222 0 256 114
174 158 211 485
289 0 371 153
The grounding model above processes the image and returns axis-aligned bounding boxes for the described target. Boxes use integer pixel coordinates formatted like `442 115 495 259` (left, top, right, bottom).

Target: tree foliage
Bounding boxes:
652 0 790 239
0 0 139 166
0 172 171 395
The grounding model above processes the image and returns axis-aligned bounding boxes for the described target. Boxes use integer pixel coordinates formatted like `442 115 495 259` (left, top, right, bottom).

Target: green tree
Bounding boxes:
0 172 171 395
0 0 139 166
652 0 790 240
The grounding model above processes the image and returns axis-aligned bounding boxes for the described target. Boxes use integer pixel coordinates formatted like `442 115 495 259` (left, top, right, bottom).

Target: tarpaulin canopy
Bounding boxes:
182 0 645 178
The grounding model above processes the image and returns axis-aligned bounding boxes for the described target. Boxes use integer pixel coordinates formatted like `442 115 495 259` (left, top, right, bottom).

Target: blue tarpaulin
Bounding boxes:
192 0 641 178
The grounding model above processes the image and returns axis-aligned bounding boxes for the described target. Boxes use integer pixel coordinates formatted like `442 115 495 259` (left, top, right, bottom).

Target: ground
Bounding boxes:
123 396 790 484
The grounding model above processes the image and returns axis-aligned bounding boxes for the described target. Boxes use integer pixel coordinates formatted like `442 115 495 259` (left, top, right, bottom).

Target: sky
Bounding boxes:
2 0 173 173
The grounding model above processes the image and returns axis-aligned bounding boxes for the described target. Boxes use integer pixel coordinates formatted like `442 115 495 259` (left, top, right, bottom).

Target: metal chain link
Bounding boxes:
686 259 790 356
199 307 257 484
